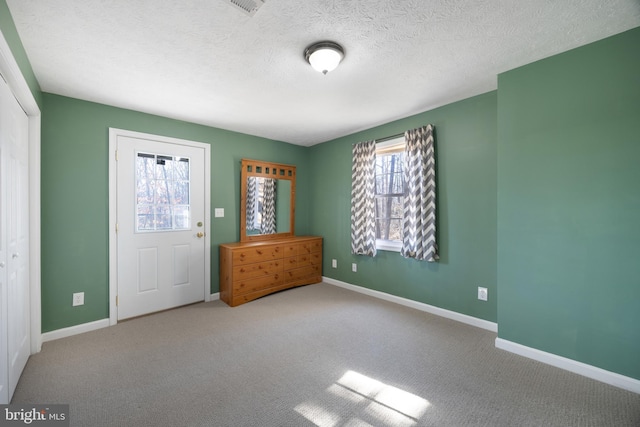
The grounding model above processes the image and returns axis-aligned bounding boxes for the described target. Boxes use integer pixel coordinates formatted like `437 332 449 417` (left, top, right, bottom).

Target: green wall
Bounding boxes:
308 92 498 322
41 94 311 332
0 0 42 106
497 27 640 379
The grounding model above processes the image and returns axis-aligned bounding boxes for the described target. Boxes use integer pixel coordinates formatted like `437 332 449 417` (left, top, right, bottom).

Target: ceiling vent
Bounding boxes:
225 0 266 16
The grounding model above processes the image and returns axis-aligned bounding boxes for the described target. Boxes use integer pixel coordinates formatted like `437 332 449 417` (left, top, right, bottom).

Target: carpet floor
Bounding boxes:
11 283 640 426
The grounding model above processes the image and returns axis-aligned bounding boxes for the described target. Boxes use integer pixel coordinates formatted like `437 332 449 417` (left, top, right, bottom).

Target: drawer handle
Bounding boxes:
256 250 263 255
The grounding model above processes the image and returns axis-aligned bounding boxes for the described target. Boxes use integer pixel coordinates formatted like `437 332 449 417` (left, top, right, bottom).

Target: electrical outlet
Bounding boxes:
352 263 357 272
72 292 85 306
331 259 337 268
478 287 488 301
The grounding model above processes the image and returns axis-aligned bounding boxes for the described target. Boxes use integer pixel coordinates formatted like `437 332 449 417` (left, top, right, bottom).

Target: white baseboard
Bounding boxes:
41 318 110 343
42 296 221 343
495 338 640 394
323 277 498 332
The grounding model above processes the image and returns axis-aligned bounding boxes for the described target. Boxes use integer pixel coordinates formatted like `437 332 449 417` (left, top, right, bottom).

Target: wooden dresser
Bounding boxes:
219 236 322 307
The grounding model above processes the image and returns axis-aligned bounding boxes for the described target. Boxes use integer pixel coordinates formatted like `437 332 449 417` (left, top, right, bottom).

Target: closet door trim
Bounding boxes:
0 26 42 359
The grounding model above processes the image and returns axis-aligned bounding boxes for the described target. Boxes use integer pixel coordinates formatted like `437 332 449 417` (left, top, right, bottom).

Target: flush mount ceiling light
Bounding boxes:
304 41 345 75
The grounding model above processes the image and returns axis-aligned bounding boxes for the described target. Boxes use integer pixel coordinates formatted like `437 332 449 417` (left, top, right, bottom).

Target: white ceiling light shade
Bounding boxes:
304 41 345 75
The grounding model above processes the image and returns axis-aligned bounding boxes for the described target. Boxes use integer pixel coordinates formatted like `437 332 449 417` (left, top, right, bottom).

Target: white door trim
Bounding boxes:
0 26 42 355
108 128 211 326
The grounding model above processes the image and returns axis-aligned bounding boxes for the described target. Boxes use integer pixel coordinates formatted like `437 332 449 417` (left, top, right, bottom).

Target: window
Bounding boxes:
136 152 190 232
374 138 405 251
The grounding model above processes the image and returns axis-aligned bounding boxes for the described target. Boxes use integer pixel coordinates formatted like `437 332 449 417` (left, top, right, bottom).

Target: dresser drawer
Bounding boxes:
309 252 321 265
283 242 298 258
232 245 283 265
233 274 284 295
284 239 322 257
233 260 283 280
298 240 322 255
287 252 322 269
284 265 321 282
284 256 299 271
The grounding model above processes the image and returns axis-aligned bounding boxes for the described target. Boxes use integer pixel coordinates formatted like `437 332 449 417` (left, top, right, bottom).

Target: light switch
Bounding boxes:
215 208 224 218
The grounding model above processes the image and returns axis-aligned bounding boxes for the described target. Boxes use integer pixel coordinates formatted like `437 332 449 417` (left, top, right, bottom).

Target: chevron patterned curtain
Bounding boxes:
261 178 277 234
401 125 439 262
246 176 257 230
351 140 377 257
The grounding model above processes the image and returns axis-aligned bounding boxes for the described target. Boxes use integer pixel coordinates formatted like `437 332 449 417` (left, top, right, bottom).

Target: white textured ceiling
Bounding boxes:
6 0 640 146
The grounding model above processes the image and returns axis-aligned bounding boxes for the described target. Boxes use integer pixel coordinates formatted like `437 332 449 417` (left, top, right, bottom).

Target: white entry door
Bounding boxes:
114 132 208 320
0 75 30 403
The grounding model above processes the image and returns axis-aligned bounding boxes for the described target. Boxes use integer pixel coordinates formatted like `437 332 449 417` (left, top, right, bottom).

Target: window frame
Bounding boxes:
374 137 405 252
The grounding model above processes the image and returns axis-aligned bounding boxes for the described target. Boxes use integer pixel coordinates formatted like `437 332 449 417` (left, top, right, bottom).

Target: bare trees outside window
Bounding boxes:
136 153 190 232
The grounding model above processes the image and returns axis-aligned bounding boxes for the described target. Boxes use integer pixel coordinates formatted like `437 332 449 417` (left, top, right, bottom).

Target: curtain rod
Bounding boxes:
375 132 404 143
352 132 404 146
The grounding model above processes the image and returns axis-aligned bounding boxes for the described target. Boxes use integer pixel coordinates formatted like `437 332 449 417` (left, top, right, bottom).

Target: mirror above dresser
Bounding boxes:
239 158 296 243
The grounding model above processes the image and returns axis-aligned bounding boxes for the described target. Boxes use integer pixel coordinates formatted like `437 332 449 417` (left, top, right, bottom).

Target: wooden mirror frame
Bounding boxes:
240 158 296 243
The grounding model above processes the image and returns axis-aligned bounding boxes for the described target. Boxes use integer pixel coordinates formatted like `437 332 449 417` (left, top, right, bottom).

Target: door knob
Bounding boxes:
196 232 205 238
0 262 4 268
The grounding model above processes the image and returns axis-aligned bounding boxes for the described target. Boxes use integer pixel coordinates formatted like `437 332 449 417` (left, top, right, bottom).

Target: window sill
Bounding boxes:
376 239 401 253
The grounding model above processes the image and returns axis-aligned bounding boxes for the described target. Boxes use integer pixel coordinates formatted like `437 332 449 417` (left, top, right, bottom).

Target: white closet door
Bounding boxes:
0 75 30 404
0 75 9 404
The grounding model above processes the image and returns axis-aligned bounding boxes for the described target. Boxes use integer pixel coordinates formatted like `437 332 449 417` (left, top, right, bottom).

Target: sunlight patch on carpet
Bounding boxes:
295 370 431 426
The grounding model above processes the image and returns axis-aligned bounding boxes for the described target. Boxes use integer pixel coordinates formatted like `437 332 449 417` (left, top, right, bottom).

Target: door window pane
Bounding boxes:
136 205 154 231
173 181 190 204
173 206 190 229
136 152 191 232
